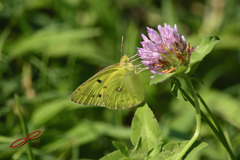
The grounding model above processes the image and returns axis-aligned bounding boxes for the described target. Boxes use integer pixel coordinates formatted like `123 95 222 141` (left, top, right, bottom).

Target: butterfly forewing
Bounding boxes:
71 64 120 106
102 68 144 109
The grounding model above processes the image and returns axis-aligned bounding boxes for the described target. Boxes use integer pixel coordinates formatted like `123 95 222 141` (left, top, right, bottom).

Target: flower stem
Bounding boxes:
175 77 201 160
171 77 236 160
14 94 34 160
196 93 236 160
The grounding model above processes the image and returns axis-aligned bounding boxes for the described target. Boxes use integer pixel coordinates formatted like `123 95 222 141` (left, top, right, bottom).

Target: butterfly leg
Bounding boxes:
130 64 143 74
128 53 138 60
131 57 141 63
137 68 147 74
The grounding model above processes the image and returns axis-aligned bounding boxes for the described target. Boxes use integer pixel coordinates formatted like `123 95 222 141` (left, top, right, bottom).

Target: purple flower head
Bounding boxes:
137 23 196 76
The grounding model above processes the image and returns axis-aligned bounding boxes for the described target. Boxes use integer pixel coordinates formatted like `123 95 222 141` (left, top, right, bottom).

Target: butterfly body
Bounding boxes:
71 55 144 109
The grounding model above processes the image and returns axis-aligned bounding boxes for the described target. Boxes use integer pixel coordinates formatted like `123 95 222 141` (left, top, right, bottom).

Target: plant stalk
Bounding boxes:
171 77 236 160
14 94 34 160
196 93 236 160
175 77 201 160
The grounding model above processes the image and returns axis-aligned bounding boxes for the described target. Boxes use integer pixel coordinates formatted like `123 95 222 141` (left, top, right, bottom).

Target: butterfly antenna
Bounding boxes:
128 52 139 59
121 36 124 57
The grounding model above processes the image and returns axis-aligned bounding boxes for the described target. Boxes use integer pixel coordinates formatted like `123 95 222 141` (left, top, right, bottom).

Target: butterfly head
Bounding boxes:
120 55 133 67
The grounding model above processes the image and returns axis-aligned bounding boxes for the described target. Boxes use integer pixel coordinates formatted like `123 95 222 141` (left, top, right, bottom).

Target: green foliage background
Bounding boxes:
0 0 239 159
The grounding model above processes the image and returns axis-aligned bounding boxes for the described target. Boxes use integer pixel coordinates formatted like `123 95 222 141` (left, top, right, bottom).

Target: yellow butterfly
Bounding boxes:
71 53 145 109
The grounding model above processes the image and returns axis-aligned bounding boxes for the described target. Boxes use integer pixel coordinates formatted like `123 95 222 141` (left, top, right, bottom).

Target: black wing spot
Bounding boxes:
98 94 102 97
116 87 122 92
97 79 102 83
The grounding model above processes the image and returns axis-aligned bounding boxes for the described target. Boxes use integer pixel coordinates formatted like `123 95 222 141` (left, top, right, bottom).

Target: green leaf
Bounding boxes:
131 102 162 152
131 137 143 153
187 61 200 76
186 36 220 74
155 140 208 160
184 141 208 160
8 27 102 59
131 137 147 160
148 142 163 158
41 121 130 153
195 36 220 57
150 66 187 85
112 141 130 157
190 74 204 85
100 150 125 160
170 77 187 101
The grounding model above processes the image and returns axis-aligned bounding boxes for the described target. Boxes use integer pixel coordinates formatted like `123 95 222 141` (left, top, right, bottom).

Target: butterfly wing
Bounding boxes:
102 68 144 109
71 64 120 106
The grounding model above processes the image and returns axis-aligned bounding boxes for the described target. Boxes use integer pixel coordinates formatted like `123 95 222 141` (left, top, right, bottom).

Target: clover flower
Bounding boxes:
137 23 197 76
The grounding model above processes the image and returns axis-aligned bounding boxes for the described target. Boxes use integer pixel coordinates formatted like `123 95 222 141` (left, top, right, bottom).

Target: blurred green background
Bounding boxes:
0 0 240 159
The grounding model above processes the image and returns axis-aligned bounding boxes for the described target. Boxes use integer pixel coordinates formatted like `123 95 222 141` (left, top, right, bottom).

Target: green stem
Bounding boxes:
171 77 221 142
14 94 34 160
72 144 79 160
171 77 236 160
197 93 236 160
175 77 201 160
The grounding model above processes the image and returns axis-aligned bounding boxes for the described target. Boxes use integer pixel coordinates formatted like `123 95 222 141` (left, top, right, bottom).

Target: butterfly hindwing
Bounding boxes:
102 68 144 109
71 64 120 106
71 54 145 109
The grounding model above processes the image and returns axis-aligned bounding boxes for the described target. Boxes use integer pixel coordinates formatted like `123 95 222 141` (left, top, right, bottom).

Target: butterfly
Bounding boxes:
71 54 145 109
